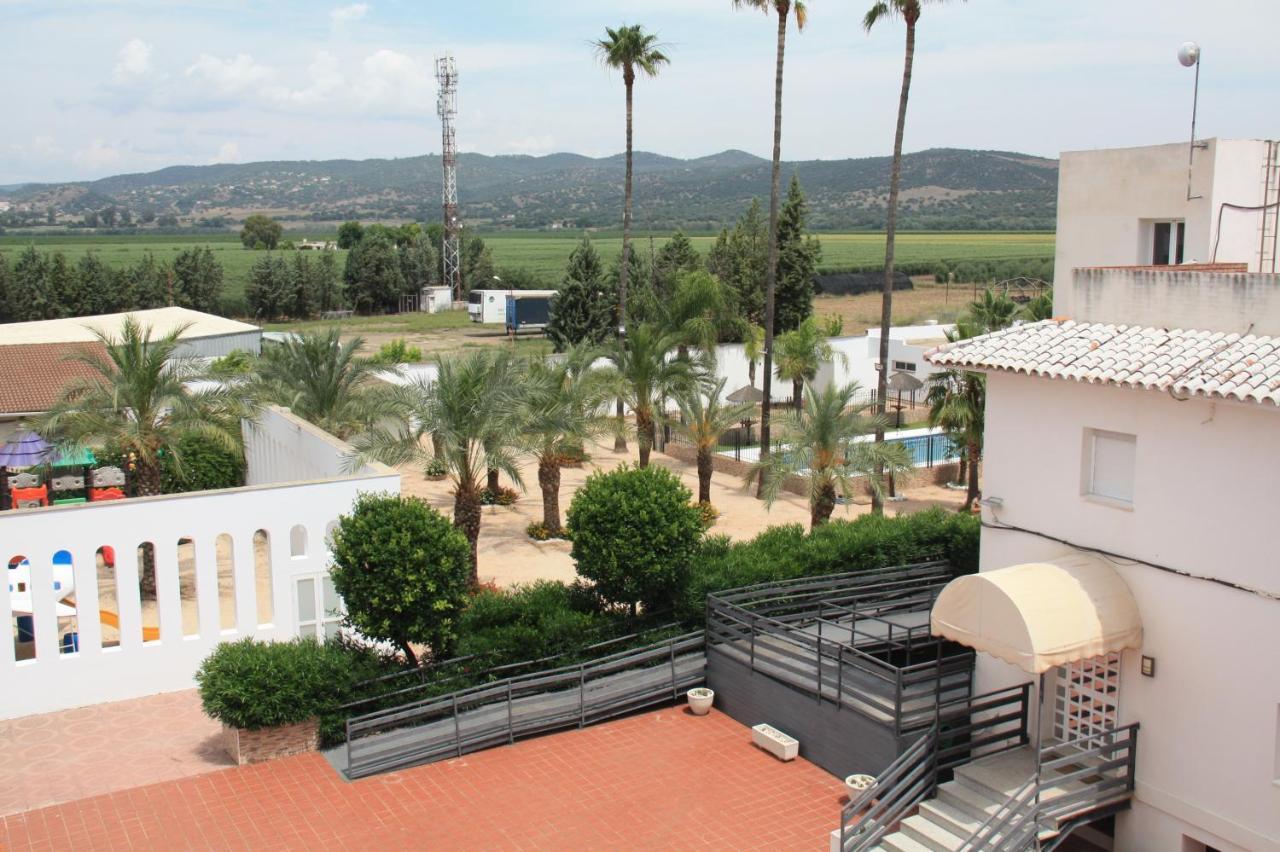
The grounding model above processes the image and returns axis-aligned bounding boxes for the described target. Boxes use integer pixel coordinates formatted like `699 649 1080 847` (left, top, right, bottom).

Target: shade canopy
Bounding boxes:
888 370 924 393
929 553 1143 674
0 431 51 468
726 384 766 404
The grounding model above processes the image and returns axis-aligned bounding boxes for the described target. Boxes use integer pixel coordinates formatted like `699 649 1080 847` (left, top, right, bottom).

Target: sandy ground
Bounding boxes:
398 437 965 588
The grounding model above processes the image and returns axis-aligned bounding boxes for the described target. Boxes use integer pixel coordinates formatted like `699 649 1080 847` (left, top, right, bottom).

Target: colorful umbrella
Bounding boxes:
0 431 52 468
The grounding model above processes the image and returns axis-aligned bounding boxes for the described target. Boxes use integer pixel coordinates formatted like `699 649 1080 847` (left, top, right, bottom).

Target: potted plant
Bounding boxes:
845 773 878 806
687 686 715 715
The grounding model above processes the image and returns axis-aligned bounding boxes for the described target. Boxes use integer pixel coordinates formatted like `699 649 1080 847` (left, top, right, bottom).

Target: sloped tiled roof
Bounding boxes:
0 341 111 415
925 320 1280 407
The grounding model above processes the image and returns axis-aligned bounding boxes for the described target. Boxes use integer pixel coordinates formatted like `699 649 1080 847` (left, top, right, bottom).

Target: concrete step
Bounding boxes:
877 830 936 852
898 814 966 852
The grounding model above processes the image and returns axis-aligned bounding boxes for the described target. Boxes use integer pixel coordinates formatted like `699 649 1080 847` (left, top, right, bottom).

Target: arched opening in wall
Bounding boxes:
8 554 33 661
52 550 79 654
215 534 236 630
253 529 273 626
176 537 199 636
137 542 160 643
96 546 121 649
290 525 307 559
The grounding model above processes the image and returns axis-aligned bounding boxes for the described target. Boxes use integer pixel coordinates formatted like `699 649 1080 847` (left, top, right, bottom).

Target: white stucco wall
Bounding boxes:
244 405 388 485
1069 268 1280 336
974 371 1280 851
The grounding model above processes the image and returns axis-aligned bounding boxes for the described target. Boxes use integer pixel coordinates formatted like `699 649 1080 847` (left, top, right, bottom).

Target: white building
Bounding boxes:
920 140 1280 852
1055 137 1280 317
0 307 262 359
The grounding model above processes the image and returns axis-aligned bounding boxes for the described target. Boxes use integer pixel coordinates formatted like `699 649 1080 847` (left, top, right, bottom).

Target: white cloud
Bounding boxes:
185 53 275 99
210 141 239 164
113 38 152 81
330 3 369 24
503 134 557 154
73 139 122 171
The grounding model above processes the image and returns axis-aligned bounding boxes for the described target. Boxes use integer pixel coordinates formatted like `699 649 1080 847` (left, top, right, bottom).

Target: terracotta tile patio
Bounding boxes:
2 707 848 850
0 689 230 818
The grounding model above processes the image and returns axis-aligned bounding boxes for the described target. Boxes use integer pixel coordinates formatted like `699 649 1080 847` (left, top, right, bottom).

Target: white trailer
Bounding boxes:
467 289 557 324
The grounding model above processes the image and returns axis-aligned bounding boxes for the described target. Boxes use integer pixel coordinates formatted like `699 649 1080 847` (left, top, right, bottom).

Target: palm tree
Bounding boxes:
351 350 524 584
732 0 807 494
596 24 670 451
251 327 395 440
773 316 847 410
749 381 913 528
1020 289 1054 322
519 347 611 535
866 0 960 512
926 316 988 511
969 288 1018 332
660 270 740 361
602 323 704 468
40 316 246 498
670 378 753 504
742 323 765 388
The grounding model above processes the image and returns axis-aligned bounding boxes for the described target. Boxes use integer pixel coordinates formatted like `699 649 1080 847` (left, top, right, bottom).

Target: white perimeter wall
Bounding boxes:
244 405 386 485
0 409 400 720
974 371 1280 851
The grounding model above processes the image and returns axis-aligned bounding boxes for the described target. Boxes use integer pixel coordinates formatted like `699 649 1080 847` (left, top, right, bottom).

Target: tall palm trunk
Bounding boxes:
964 438 980 511
792 377 803 410
696 446 713 504
538 457 563 534
636 408 654 468
615 69 637 455
453 483 483 586
135 457 162 497
487 468 500 493
757 7 788 498
811 480 837 528
748 359 757 388
873 14 918 516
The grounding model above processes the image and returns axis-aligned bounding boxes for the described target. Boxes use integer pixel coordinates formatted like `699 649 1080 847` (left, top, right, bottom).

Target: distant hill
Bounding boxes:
2 148 1058 231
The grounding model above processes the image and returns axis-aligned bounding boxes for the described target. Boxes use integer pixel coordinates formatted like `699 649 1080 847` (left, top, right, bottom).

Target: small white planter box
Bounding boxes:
751 723 799 761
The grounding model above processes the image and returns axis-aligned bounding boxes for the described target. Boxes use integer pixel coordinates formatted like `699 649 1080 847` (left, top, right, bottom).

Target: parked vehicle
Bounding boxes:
505 291 556 335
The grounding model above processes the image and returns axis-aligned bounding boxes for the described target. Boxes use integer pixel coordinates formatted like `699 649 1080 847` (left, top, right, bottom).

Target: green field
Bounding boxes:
0 230 1054 303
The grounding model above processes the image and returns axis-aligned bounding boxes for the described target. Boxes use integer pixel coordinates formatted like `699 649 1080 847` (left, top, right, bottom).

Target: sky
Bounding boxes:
4 0 1279 184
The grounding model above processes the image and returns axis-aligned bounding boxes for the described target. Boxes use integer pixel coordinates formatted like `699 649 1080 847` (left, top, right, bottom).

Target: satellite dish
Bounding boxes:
1177 41 1200 67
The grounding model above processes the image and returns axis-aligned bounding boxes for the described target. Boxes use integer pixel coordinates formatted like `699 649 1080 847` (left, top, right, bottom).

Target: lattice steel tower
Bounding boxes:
435 54 461 300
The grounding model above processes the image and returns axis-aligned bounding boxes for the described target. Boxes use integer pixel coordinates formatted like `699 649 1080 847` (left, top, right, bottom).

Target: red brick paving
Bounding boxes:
1 707 847 850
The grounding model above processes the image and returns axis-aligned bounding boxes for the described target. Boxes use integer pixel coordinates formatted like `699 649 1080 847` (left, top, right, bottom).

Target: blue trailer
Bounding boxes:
505 291 555 335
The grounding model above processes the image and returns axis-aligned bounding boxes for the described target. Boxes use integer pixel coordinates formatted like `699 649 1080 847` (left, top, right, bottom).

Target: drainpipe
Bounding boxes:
1033 672 1045 825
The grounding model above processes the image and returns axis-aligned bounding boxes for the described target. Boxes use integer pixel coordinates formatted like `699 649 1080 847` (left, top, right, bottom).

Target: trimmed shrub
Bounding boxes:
479 485 519 506
372 338 422 365
195 637 352 730
161 434 245 494
457 580 600 663
328 495 471 665
567 464 703 616
694 500 719 529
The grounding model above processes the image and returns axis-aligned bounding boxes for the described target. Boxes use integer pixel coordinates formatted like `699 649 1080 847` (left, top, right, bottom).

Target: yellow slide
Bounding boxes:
99 609 160 641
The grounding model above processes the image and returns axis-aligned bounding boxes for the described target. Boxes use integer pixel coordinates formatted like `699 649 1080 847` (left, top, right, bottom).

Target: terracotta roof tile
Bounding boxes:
0 341 111 416
925 320 1280 407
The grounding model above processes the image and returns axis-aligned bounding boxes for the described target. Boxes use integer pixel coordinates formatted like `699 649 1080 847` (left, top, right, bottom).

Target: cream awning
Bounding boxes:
930 553 1143 674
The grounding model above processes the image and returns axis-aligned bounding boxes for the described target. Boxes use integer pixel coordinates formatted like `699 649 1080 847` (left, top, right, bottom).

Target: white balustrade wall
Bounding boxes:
0 409 399 720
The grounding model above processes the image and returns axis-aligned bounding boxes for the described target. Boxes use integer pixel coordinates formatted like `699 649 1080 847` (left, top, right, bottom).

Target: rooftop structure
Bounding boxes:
0 342 110 439
0 307 261 357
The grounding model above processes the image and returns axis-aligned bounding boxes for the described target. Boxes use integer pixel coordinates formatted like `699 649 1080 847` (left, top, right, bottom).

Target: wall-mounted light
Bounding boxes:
1141 655 1157 677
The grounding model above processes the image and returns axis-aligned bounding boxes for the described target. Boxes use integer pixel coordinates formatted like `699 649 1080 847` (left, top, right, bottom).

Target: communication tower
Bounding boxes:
436 54 461 300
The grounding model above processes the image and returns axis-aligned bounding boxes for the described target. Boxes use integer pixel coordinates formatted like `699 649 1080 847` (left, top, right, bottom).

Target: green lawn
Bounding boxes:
0 230 1054 304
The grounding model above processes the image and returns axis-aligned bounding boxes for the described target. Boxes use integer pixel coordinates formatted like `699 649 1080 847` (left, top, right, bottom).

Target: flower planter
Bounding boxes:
751 723 799 761
845 773 877 800
222 717 319 765
687 687 715 716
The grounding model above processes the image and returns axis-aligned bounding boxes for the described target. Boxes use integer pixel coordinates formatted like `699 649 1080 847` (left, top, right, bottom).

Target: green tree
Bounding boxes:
337 220 364 249
316 249 343 313
76 252 124 315
602 323 703 468
352 350 525 583
461 232 496 295
519 348 611 535
0 253 11 323
400 234 437 294
742 322 766 388
926 316 987 511
866 0 959 512
705 199 768 326
343 230 406 314
240 214 283 249
750 381 913 528
594 24 670 343
775 175 821 332
969 288 1018 331
10 247 56 321
670 378 753 504
660 269 740 359
733 0 808 491
547 236 612 352
774 316 845 409
245 254 292 321
329 494 471 666
567 464 702 618
173 246 224 313
1020 289 1054 322
654 229 702 299
251 327 394 440
289 252 319 319
126 253 170 309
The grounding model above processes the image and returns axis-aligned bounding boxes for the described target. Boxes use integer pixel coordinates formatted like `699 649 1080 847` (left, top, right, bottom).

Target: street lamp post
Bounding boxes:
1178 41 1203 201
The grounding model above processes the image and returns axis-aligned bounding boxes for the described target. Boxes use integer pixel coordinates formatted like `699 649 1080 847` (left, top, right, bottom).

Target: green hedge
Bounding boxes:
161 434 245 493
675 508 979 623
196 638 356 730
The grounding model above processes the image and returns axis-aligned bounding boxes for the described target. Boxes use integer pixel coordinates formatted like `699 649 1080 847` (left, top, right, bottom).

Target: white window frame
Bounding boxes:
1149 219 1186 266
1081 428 1137 508
892 360 918 373
294 572 343 640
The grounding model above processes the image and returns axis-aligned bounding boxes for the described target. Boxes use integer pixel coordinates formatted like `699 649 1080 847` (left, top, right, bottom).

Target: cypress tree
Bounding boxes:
547 236 612 352
774 176 821 333
173 246 224 313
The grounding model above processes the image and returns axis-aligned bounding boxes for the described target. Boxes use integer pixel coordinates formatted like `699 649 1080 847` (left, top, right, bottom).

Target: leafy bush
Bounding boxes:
457 580 600 663
161 434 245 494
196 637 353 730
694 500 719 529
526 521 565 541
423 455 447 479
209 349 254 377
328 495 471 665
372 338 423 365
479 485 519 506
567 464 703 616
675 508 980 623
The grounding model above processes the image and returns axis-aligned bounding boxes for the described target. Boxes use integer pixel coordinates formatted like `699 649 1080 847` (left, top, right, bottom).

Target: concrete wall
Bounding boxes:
244 406 390 485
1054 138 1277 318
1069 268 1280 336
974 371 1280 851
